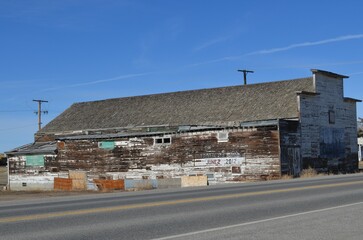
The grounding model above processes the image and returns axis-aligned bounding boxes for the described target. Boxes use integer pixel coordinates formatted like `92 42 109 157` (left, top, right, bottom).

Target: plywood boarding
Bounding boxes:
93 179 124 190
69 170 87 190
181 176 207 187
54 177 72 191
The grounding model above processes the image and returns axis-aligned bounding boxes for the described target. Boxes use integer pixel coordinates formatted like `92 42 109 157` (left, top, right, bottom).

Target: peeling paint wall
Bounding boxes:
9 174 65 191
8 154 58 174
53 127 280 182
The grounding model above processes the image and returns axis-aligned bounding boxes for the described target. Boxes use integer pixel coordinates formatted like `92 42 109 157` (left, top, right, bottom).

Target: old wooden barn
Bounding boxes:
6 69 361 188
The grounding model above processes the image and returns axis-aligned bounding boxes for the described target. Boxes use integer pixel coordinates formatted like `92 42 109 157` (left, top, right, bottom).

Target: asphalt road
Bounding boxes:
1 174 363 240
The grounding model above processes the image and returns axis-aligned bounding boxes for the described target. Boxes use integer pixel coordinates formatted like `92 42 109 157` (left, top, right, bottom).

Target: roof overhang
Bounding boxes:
240 119 279 128
344 97 362 103
56 125 228 140
296 91 320 96
56 131 175 141
311 69 349 79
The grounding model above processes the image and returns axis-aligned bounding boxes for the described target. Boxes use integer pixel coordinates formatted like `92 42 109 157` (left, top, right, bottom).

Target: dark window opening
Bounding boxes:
329 110 335 124
154 137 171 145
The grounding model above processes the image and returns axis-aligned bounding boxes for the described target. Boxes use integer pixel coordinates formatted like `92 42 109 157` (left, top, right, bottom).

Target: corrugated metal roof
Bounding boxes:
5 142 57 155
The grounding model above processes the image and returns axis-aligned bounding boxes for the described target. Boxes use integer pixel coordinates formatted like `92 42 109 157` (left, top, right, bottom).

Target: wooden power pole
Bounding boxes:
33 99 48 131
237 69 254 85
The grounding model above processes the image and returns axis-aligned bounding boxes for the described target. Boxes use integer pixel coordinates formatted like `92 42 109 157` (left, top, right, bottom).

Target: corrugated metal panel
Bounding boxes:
6 142 56 155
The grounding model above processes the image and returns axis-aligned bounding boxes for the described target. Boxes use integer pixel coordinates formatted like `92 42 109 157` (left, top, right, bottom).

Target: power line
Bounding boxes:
0 124 37 132
0 110 33 112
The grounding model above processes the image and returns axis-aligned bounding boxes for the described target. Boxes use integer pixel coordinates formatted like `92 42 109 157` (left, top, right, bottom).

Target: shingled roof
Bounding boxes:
39 77 314 133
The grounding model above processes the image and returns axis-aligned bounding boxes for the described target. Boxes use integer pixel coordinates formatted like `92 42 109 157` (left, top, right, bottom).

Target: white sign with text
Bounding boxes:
194 157 245 167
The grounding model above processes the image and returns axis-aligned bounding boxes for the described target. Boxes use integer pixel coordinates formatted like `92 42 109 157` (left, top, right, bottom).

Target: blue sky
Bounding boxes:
1 0 362 153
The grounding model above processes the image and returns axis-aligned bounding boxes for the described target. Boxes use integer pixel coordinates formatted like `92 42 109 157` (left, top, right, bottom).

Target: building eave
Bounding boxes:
311 69 349 79
344 97 362 103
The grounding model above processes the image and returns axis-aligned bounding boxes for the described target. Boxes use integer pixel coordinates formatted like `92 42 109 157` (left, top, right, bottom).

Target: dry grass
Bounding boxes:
300 167 318 178
299 167 327 178
280 174 294 180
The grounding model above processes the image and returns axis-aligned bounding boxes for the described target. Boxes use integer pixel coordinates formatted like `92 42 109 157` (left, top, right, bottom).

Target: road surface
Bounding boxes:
1 174 363 239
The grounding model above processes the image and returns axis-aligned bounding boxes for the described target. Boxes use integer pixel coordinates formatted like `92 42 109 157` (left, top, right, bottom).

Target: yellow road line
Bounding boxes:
0 180 362 223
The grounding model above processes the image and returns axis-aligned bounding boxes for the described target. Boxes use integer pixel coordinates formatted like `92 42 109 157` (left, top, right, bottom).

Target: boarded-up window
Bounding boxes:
329 110 335 124
25 155 44 167
217 132 229 142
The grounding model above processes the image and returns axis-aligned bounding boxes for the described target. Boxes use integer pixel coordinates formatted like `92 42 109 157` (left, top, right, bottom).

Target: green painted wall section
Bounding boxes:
26 155 45 167
99 141 115 149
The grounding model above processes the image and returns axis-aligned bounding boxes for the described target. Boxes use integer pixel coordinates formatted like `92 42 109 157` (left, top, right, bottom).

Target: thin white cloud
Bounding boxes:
39 72 154 92
194 35 234 51
256 60 363 71
189 34 363 67
348 71 363 76
246 34 363 56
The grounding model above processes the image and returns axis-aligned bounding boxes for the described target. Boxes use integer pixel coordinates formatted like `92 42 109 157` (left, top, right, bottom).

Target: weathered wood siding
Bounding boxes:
56 138 155 172
0 167 7 187
8 155 57 174
299 73 358 172
54 127 280 180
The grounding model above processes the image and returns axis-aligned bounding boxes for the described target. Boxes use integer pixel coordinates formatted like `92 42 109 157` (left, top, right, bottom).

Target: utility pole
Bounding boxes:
237 69 254 85
33 99 48 131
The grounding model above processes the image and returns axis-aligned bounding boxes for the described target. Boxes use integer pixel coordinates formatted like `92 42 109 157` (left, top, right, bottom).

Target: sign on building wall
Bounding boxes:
98 141 115 149
194 157 245 167
25 155 44 167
